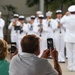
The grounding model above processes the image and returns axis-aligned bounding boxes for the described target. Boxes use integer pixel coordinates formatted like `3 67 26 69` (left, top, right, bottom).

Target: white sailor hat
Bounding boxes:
56 10 62 14
46 11 52 16
26 17 31 22
13 14 19 18
36 11 42 14
30 15 35 19
0 12 2 15
19 15 25 20
68 5 75 12
38 14 44 17
38 14 44 19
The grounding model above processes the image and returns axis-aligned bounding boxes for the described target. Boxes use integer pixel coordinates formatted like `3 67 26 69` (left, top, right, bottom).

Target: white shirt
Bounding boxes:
35 20 48 40
55 18 65 34
9 53 58 75
0 18 5 38
27 23 37 35
34 17 39 24
18 23 28 39
61 14 75 42
8 21 21 36
60 15 70 29
44 19 58 38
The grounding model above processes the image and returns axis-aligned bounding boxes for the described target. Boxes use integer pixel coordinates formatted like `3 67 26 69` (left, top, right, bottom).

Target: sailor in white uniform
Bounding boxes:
61 5 75 71
61 11 70 29
0 12 5 39
8 14 20 44
54 10 66 63
26 15 37 35
44 11 58 39
35 14 48 57
60 11 70 58
44 11 58 58
18 16 28 54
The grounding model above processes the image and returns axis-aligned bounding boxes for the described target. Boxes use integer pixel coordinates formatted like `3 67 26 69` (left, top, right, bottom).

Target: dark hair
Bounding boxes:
13 16 19 18
19 18 25 20
21 35 40 53
56 12 62 14
70 12 75 14
38 17 44 19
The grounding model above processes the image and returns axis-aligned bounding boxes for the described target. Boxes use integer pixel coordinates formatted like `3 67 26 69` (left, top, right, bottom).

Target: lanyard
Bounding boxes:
48 21 51 27
29 25 33 31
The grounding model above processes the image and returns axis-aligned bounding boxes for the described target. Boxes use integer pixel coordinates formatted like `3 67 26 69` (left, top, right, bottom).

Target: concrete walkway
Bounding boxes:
48 59 75 75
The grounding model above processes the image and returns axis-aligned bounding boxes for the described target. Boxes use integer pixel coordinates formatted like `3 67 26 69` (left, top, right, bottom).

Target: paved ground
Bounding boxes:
6 54 75 75
48 59 75 75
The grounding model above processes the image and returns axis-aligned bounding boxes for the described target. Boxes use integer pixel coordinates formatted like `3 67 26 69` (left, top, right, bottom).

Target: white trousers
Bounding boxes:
17 38 23 54
54 34 65 62
11 33 19 51
38 38 47 57
17 34 26 55
11 34 18 43
66 43 75 71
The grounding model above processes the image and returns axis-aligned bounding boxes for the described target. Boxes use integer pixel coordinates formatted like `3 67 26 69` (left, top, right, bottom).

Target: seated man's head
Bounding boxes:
0 39 8 60
21 35 40 55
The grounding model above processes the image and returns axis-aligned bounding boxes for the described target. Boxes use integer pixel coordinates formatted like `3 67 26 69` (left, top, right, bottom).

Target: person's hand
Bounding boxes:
20 24 23 28
41 49 50 58
51 49 62 75
65 11 70 16
10 49 18 59
12 21 17 26
57 23 61 28
50 48 58 61
38 27 43 32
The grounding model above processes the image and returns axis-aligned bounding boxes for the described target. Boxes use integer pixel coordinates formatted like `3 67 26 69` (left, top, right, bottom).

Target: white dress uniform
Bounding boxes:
44 19 58 39
26 16 37 35
35 15 48 57
61 15 69 29
34 17 39 24
44 11 58 50
60 5 75 71
18 23 28 54
0 18 5 39
54 18 65 62
27 23 37 35
44 19 58 57
8 21 21 43
60 14 70 58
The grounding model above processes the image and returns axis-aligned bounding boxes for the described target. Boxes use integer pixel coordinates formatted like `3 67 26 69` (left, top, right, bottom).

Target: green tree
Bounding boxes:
26 0 39 7
26 0 75 11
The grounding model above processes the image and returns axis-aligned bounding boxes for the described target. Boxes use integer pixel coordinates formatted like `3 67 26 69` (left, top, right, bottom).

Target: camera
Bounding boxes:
14 26 21 30
14 26 23 34
10 42 17 53
47 38 54 50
